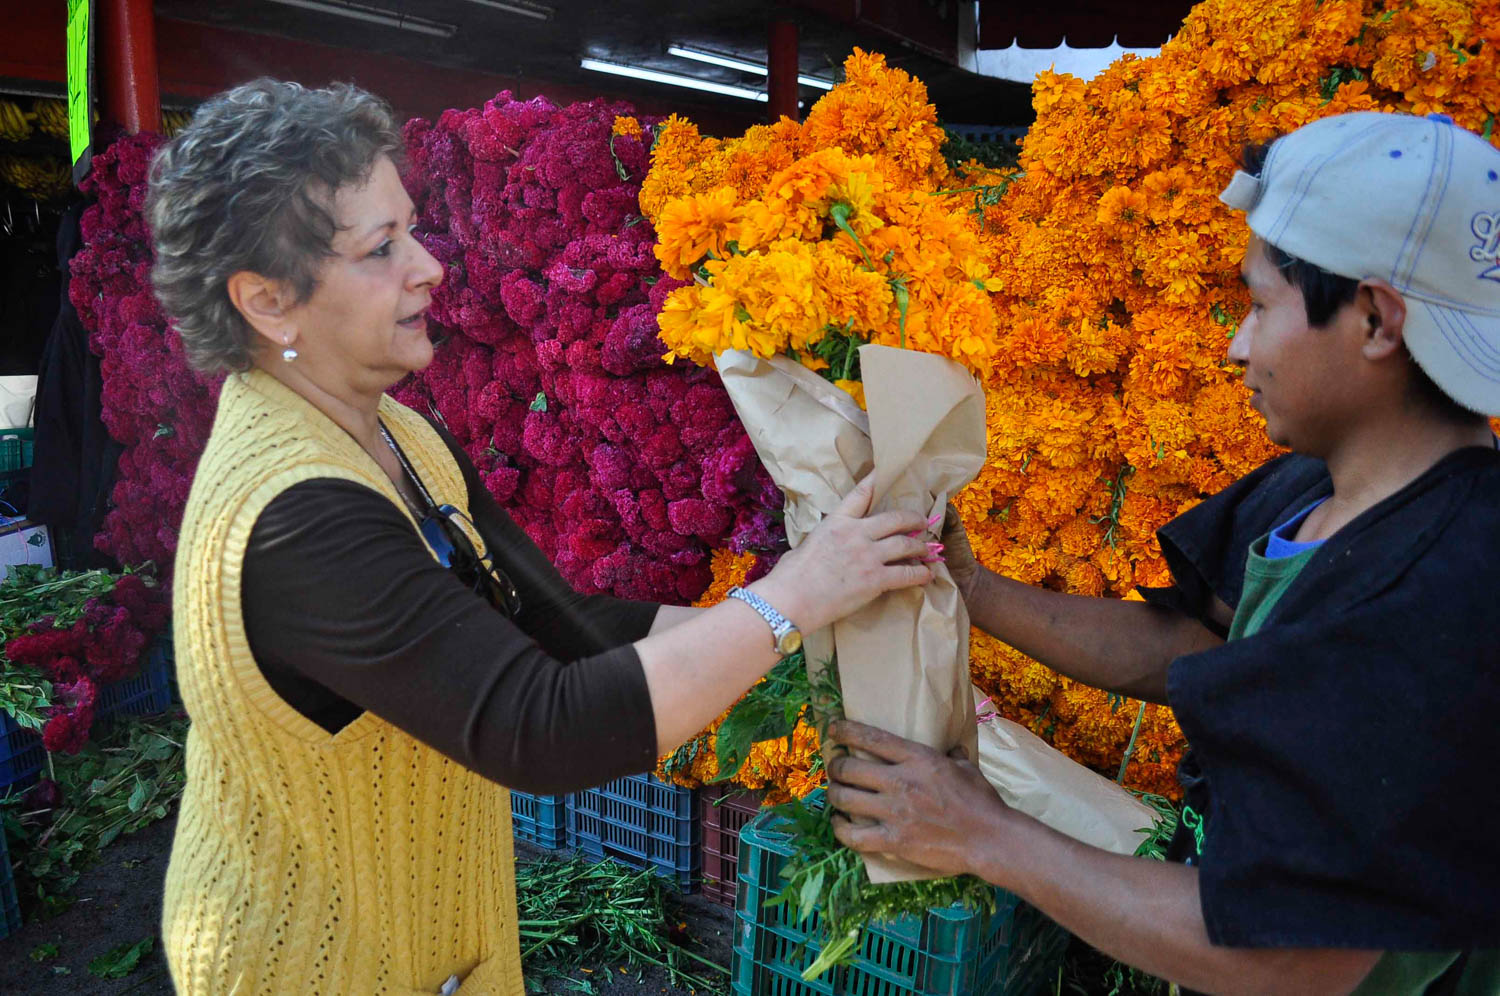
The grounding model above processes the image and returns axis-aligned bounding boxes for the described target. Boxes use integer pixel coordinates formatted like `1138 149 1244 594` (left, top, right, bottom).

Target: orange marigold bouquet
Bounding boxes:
644 49 1003 402
964 0 1500 798
644 50 992 898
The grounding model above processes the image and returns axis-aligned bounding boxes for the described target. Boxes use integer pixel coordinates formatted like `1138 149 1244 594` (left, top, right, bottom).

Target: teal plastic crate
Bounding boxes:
1 822 20 941
0 428 33 475
510 789 567 849
732 800 1068 996
566 772 699 891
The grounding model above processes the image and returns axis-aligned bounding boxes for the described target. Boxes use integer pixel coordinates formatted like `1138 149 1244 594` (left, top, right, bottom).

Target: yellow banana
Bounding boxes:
34 99 70 140
0 100 32 142
0 154 72 199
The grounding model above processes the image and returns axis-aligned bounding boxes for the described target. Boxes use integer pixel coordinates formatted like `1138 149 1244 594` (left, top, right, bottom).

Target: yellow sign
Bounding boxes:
66 0 93 177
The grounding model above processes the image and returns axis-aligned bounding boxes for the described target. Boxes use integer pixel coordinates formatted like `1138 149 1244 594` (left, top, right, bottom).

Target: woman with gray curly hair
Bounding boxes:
153 79 935 994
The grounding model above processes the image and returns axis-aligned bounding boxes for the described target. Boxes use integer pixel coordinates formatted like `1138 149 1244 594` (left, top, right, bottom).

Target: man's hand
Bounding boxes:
825 719 1013 881
939 503 980 602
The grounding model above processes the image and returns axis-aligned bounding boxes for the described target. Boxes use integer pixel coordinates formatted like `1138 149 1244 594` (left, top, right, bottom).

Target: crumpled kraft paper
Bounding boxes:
974 690 1157 857
716 344 986 882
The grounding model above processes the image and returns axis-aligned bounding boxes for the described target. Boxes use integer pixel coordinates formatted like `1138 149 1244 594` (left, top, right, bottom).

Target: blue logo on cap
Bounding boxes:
1472 211 1500 283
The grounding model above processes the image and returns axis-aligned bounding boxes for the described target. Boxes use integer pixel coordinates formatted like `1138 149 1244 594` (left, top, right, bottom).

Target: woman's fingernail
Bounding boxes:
927 542 945 554
927 513 943 528
905 530 922 538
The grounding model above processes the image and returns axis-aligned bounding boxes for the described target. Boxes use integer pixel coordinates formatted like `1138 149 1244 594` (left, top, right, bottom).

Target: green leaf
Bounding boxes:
88 937 153 979
529 392 548 413
30 943 60 962
798 867 825 923
710 652 810 781
153 423 175 439
127 777 148 813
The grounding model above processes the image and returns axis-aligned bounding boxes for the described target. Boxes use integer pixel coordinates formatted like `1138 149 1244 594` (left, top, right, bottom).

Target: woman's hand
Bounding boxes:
753 476 934 635
940 503 980 602
826 719 1013 881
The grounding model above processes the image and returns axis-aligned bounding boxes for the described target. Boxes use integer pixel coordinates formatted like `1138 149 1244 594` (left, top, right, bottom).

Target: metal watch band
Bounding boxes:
725 586 796 650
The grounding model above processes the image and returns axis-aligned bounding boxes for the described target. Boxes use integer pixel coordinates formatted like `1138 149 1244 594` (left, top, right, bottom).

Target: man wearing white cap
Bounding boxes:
824 110 1500 994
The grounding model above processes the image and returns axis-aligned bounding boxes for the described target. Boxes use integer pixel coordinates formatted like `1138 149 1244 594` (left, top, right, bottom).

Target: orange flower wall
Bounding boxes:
660 0 1500 801
969 0 1500 797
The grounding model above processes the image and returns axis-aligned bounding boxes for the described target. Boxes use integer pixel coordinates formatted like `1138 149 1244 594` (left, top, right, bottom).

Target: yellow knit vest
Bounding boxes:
163 370 524 995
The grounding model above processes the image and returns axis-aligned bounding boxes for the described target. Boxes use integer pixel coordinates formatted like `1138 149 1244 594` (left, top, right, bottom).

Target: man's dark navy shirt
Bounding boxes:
1139 445 1500 950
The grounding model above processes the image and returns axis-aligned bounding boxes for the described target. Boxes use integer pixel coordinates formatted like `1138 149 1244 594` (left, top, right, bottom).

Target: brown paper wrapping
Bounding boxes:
973 690 1156 856
716 344 986 882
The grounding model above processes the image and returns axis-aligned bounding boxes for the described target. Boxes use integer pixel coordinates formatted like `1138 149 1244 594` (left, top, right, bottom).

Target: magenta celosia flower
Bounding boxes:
72 132 222 573
42 675 97 755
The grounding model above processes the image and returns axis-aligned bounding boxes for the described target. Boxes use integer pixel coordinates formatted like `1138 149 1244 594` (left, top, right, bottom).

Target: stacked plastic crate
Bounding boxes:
699 784 765 907
566 772 699 892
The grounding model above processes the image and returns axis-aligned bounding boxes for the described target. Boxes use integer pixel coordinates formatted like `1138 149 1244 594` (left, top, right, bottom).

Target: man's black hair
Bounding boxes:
1241 142 1484 425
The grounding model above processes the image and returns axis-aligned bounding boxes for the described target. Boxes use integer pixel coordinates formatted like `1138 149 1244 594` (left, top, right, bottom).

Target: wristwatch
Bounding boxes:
726 586 803 656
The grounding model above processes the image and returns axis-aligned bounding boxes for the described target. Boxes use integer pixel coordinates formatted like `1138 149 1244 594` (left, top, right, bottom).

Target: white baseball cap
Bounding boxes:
1220 111 1500 415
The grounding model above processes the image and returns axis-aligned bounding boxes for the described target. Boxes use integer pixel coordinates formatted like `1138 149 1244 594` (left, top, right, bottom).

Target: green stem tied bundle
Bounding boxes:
719 657 997 981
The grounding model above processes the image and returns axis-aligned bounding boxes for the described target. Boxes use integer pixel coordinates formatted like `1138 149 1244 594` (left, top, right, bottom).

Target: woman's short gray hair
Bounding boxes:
147 79 404 373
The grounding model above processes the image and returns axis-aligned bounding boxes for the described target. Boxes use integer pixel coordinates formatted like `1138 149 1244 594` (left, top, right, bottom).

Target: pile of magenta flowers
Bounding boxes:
3 572 171 754
397 94 784 602
69 132 221 572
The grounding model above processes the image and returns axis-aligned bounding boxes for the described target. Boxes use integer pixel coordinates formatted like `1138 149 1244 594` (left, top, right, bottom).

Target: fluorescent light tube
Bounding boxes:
667 46 764 75
580 59 769 101
667 45 835 90
265 0 457 37
456 0 552 20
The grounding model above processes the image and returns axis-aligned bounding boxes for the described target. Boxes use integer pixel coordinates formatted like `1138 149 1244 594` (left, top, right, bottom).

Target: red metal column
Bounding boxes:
767 19 799 123
101 0 161 133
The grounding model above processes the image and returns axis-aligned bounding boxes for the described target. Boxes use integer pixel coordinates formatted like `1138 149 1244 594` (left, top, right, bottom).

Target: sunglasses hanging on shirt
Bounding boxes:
379 422 523 618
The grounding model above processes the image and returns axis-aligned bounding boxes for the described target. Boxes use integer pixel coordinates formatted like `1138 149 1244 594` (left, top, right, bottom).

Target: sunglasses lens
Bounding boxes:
423 508 521 617
420 517 458 568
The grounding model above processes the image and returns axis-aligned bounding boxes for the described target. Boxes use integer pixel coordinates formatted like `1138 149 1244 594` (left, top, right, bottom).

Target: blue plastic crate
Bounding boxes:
566 772 699 892
0 822 21 941
732 798 1068 996
95 636 174 725
510 789 567 849
0 711 45 796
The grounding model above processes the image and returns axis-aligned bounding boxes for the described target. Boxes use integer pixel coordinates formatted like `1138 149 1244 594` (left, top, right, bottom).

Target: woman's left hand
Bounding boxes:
826 720 1013 880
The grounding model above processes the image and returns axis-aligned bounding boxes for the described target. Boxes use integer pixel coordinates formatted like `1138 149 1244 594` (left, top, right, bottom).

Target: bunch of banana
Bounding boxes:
0 100 32 143
162 108 192 137
0 154 72 199
34 98 70 140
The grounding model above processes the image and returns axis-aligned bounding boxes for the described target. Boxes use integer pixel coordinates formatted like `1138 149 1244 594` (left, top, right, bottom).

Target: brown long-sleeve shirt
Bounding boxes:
240 426 660 795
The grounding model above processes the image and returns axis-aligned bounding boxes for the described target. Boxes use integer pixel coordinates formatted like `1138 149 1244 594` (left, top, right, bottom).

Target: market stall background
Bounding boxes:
3 0 1500 989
